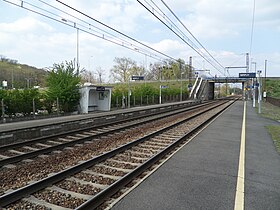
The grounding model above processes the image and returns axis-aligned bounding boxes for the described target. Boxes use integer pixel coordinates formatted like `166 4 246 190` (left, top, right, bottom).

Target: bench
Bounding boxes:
88 105 98 111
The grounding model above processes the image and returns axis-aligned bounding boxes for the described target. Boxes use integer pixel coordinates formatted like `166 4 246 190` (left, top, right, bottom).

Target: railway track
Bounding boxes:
0 99 237 209
0 101 216 167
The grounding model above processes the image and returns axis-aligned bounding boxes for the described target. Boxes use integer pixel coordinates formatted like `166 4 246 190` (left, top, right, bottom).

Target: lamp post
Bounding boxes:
159 66 162 104
180 72 185 102
62 18 79 74
257 70 262 114
252 62 257 73
128 77 131 108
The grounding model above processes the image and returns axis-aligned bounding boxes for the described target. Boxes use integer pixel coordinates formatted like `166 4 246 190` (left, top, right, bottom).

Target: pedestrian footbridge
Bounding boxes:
189 77 249 100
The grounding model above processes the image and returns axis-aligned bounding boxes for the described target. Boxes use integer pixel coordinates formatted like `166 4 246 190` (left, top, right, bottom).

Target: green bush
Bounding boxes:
266 79 280 98
0 89 40 115
45 61 80 113
110 81 189 108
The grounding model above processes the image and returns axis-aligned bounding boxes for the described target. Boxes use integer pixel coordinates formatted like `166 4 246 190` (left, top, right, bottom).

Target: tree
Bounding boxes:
145 59 189 81
110 57 137 83
46 61 81 113
80 69 96 84
96 67 105 84
146 62 162 81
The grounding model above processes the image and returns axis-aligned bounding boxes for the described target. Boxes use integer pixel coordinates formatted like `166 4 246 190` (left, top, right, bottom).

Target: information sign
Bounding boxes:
239 73 256 78
96 86 105 91
131 75 144 80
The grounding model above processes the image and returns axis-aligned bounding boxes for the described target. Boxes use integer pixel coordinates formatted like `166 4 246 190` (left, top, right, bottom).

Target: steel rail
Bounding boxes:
0 100 232 207
77 99 237 209
0 101 216 167
0 101 206 152
0 100 199 133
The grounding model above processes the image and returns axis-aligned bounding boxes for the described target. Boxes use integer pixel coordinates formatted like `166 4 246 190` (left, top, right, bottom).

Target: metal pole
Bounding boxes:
225 79 228 96
189 56 192 86
180 61 183 102
128 78 130 108
32 98 36 119
258 71 261 114
76 28 79 74
253 78 256 108
264 60 267 98
1 99 5 123
246 53 249 73
12 69 14 89
180 79 182 101
159 67 162 104
133 95 135 107
57 97 60 115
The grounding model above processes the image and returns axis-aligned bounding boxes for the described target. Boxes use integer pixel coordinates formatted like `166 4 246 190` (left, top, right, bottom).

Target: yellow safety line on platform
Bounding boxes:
234 101 246 210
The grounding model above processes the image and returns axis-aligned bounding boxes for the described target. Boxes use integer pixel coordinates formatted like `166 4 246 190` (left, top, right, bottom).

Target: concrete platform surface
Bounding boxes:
0 100 196 133
112 101 280 210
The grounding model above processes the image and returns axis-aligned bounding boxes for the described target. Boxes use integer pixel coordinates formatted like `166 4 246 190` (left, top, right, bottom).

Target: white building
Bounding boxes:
79 84 112 113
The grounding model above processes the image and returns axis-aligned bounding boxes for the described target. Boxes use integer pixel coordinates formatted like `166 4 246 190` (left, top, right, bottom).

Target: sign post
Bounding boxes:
257 71 262 114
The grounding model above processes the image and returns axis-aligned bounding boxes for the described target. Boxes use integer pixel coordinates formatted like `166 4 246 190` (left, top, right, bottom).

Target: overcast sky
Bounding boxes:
0 0 280 81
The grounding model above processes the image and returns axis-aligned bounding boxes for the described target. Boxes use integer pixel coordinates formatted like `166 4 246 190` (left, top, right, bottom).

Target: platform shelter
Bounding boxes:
79 84 112 113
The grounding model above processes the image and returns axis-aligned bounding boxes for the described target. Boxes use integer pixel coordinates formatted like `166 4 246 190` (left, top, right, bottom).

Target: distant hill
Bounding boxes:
0 57 48 89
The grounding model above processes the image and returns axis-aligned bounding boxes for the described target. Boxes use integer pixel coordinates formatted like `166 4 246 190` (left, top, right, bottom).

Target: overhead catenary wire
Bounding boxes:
30 0 170 61
137 0 226 76
145 0 197 47
249 0 256 69
2 0 180 63
2 0 168 62
160 0 225 71
144 0 225 75
36 0 163 60
145 0 208 72
55 0 178 62
3 0 201 73
145 0 208 67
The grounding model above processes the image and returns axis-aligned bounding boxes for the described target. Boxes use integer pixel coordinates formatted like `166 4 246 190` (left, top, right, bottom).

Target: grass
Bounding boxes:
265 125 280 153
257 101 280 153
258 101 280 121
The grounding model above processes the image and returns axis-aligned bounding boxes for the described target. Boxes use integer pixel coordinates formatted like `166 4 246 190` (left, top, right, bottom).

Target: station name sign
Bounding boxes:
131 75 144 80
96 86 105 91
239 73 256 78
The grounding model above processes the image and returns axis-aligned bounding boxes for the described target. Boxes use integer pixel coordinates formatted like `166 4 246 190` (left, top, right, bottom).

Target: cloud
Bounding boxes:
56 0 146 33
161 0 280 39
0 0 279 79
0 16 53 33
151 39 185 53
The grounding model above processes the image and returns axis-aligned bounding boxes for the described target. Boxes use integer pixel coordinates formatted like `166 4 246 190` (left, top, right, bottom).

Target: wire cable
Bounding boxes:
160 0 225 70
249 0 256 64
55 0 177 62
137 0 225 76
2 0 165 62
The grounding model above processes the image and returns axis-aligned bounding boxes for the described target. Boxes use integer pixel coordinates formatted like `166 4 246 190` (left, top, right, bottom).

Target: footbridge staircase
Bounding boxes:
189 76 248 100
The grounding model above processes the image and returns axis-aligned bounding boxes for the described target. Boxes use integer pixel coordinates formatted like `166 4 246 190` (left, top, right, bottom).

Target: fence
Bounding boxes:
111 93 189 109
1 94 190 123
0 97 68 123
266 96 280 107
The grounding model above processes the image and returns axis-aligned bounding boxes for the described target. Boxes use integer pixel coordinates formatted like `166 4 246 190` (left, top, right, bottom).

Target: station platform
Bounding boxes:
0 100 197 133
0 100 199 145
112 101 280 210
